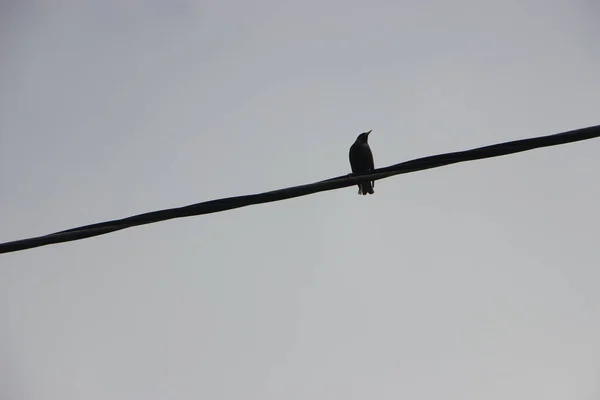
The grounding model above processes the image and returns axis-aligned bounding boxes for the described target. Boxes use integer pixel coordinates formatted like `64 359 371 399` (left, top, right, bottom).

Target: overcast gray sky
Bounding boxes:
2 1 600 399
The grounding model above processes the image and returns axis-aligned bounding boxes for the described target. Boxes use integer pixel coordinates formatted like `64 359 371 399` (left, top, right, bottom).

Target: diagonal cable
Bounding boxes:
1 123 599 254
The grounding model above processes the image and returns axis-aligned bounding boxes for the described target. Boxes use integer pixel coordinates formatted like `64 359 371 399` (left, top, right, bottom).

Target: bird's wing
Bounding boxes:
365 146 374 170
348 144 360 173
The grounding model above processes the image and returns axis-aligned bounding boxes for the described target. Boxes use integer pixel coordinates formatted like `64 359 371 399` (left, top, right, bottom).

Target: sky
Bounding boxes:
1 0 600 399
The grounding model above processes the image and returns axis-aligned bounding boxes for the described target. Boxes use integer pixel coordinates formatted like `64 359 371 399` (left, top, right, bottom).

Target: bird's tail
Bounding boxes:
358 181 375 195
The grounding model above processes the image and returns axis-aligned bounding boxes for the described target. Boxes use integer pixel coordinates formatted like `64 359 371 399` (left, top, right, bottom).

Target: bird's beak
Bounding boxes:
366 130 372 136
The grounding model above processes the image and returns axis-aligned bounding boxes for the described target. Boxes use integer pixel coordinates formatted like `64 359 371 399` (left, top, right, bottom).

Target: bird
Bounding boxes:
349 130 375 195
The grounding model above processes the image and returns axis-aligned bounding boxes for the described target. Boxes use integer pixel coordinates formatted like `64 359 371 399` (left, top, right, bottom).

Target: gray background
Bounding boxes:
2 1 600 399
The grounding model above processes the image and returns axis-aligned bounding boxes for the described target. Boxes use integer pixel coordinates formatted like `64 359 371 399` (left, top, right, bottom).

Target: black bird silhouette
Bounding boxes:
349 130 375 195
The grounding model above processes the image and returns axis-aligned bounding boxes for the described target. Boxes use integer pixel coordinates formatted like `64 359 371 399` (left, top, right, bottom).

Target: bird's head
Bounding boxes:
356 130 372 143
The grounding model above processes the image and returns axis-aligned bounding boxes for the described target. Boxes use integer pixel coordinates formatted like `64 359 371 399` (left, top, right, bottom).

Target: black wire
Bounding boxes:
1 124 599 254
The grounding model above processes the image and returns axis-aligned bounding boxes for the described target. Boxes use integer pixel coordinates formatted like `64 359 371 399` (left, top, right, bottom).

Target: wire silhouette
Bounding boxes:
1 124 599 254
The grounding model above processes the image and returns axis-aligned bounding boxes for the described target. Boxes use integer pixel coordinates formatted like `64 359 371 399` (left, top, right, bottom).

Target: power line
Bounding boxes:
1 124 599 254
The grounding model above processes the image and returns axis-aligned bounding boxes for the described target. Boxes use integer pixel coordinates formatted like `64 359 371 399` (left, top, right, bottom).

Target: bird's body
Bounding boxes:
349 130 375 195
